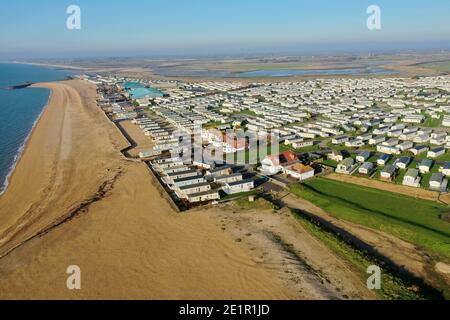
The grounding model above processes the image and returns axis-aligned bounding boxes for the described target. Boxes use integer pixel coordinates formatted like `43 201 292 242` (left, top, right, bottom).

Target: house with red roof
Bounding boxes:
260 151 299 175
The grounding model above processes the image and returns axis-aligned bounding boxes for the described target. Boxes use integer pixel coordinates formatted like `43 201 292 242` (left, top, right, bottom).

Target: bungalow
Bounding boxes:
418 159 433 174
153 158 184 171
403 115 425 124
395 157 412 170
207 164 234 178
369 135 386 145
399 132 416 141
440 162 450 177
260 151 299 176
413 134 431 144
336 158 356 175
380 165 396 180
139 149 162 159
397 141 414 151
173 175 205 188
410 145 429 156
166 169 200 181
427 147 446 159
223 179 255 195
177 182 212 199
403 169 421 188
382 138 399 147
332 135 349 145
162 165 195 175
429 172 448 191
359 162 374 175
187 190 220 203
377 154 391 166
356 133 372 142
388 129 403 137
328 150 345 162
430 132 447 145
356 151 372 163
284 163 315 181
293 140 314 149
214 173 243 185
345 139 365 148
377 145 400 155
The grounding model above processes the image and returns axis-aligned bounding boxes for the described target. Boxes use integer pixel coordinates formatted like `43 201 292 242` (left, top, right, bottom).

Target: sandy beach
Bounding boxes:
0 80 298 299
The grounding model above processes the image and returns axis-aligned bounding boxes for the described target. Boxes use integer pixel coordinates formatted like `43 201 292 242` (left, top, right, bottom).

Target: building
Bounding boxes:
369 135 386 145
377 154 391 166
336 158 356 175
377 145 400 155
187 190 220 203
356 151 372 163
395 157 411 170
223 179 255 195
428 147 446 159
410 145 429 156
328 150 345 162
359 162 374 175
177 182 212 199
440 162 450 177
380 165 396 180
418 159 433 174
403 169 421 188
214 173 243 185
207 165 234 178
332 135 349 145
293 140 314 149
173 176 205 188
429 173 448 191
397 141 414 151
260 151 299 176
284 163 315 181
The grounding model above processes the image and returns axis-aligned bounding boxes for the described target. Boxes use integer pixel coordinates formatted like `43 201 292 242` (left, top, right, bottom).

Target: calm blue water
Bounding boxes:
123 82 164 98
0 63 73 193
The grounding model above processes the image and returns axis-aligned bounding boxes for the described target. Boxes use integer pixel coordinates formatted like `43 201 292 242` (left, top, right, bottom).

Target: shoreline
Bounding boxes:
0 79 299 299
0 87 53 196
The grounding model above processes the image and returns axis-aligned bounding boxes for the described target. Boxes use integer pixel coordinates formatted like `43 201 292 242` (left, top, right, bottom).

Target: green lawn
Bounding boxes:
234 109 257 117
289 178 450 260
423 116 442 128
319 159 338 168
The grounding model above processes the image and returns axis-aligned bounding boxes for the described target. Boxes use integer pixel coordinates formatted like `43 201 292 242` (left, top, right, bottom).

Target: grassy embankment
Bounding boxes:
293 214 444 300
289 178 450 260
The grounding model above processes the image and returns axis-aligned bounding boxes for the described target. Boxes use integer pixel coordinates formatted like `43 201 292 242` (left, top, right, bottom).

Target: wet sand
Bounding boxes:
0 80 297 299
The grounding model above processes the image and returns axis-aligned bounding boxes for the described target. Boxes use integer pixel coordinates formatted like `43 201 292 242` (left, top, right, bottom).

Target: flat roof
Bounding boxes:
173 175 204 183
227 179 254 187
179 182 211 190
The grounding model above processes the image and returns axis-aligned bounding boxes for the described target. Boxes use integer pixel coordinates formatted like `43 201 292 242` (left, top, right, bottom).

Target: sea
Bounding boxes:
0 63 74 194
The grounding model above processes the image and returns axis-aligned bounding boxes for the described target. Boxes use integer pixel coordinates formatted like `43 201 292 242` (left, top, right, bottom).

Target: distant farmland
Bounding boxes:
419 60 450 73
290 178 450 260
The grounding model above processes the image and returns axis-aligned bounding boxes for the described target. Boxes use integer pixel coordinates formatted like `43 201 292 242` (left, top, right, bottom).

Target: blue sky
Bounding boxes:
1 0 450 58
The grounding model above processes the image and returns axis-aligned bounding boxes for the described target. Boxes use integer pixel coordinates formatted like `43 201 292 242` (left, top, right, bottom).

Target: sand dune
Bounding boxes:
0 80 297 299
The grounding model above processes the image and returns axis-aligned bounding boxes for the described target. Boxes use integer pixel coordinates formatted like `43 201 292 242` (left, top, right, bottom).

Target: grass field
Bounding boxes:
289 178 450 260
423 116 442 128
